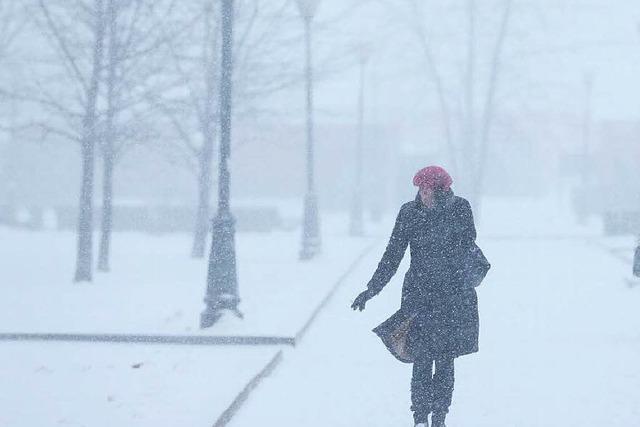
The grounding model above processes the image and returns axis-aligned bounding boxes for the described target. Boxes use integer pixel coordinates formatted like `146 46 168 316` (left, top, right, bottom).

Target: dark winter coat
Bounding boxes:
369 191 483 362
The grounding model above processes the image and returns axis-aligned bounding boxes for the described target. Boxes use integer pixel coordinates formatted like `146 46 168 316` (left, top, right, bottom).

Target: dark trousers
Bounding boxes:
411 357 455 423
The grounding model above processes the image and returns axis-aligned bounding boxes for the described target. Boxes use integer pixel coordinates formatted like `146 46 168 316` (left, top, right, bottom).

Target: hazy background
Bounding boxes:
3 0 640 217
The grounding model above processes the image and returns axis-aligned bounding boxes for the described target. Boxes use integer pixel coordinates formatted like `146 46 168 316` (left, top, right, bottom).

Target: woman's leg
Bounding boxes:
432 357 455 420
411 357 434 424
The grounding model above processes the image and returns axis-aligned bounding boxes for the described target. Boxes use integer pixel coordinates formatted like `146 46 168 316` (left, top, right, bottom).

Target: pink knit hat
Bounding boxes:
412 166 453 190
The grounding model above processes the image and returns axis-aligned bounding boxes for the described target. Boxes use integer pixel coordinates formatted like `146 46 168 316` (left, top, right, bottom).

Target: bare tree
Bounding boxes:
0 1 26 195
97 0 179 272
159 0 221 259
149 0 369 259
402 0 458 177
31 0 108 282
159 0 306 258
23 0 180 277
386 0 514 209
474 0 513 203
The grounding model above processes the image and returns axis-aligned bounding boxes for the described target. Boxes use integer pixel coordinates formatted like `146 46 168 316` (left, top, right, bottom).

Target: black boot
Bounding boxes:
431 411 446 427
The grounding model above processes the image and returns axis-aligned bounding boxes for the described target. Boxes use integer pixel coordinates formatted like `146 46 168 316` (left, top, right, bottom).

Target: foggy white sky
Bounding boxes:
298 0 640 123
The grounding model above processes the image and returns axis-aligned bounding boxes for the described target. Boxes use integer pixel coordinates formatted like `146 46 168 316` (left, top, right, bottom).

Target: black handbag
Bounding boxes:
461 242 491 289
634 245 640 278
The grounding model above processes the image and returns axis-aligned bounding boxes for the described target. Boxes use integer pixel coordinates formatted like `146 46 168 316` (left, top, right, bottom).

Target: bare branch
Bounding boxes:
2 121 82 143
406 0 457 175
154 101 200 157
36 0 90 93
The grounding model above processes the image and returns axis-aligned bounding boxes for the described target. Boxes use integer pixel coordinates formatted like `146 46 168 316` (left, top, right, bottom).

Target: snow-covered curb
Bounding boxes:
212 351 284 427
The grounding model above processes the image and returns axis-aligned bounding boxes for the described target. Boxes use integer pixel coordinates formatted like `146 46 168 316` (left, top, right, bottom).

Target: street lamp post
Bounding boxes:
201 0 241 328
297 0 321 260
350 50 369 237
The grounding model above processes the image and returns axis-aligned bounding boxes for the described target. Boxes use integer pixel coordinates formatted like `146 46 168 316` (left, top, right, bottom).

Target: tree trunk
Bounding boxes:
474 0 513 215
74 0 106 283
97 0 117 273
191 143 214 258
97 149 114 272
75 141 96 282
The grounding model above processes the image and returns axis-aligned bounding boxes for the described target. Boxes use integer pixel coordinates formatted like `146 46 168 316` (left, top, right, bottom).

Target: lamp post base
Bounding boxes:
299 192 321 260
200 303 243 329
200 210 242 329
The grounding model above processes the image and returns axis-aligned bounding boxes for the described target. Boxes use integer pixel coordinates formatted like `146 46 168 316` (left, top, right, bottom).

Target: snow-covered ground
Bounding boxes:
2 198 640 426
228 198 640 427
0 213 381 427
0 215 376 336
0 341 279 427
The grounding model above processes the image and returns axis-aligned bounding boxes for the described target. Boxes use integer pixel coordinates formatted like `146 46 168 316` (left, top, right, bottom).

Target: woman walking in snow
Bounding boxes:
351 166 489 427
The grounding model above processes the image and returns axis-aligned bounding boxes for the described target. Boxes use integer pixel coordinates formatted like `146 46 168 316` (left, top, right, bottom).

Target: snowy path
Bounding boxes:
0 342 280 427
229 236 640 427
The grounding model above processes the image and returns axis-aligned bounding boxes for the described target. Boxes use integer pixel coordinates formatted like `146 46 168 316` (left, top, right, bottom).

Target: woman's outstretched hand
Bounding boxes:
351 289 372 311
